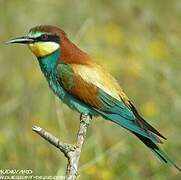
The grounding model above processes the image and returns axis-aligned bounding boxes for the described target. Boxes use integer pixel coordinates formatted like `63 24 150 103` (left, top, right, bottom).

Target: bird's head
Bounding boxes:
6 25 66 58
6 25 92 65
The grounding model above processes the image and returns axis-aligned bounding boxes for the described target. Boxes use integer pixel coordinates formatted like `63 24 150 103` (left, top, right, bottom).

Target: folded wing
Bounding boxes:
56 63 166 143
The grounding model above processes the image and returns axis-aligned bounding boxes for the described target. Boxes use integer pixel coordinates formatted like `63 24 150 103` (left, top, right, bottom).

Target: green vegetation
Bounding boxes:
0 0 180 179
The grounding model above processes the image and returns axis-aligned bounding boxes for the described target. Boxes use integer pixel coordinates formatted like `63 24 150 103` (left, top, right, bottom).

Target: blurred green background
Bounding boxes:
0 0 181 179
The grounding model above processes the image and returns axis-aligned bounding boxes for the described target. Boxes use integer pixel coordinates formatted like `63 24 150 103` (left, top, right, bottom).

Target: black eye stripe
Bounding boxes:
35 35 60 43
46 35 60 43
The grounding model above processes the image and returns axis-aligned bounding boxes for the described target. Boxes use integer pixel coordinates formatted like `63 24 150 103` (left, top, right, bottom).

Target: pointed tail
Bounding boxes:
132 132 181 171
95 90 180 171
129 101 180 171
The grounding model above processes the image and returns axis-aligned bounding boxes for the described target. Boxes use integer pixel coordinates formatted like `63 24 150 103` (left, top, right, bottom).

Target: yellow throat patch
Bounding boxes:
28 42 59 57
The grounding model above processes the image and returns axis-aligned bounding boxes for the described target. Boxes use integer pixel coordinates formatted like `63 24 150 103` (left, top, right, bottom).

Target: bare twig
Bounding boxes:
32 113 91 180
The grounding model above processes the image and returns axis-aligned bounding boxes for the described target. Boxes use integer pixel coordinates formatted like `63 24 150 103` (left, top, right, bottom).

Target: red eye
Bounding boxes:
41 34 48 40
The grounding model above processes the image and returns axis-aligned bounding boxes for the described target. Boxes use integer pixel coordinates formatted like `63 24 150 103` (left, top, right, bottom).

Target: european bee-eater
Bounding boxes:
6 25 180 171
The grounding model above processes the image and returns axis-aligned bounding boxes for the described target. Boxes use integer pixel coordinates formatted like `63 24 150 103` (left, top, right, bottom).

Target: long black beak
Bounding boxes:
5 36 35 44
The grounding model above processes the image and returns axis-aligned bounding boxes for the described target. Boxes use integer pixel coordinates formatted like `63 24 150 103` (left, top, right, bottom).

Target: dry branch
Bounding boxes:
32 113 91 180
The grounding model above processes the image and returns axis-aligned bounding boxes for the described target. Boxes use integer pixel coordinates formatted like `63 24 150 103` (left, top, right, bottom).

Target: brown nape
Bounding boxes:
60 35 94 65
30 25 94 65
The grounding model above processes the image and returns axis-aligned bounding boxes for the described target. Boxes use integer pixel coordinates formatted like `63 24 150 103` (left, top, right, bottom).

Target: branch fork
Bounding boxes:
32 113 91 180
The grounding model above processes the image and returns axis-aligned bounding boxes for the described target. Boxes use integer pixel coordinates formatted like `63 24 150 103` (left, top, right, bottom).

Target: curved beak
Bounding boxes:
5 36 35 44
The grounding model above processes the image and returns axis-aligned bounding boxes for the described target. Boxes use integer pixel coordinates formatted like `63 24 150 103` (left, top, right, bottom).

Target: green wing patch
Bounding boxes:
56 64 75 90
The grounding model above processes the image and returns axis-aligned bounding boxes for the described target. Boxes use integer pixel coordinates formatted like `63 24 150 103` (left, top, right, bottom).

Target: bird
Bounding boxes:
6 25 180 171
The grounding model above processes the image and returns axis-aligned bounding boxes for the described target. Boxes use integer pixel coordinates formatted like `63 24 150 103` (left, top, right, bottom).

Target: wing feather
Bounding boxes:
57 63 104 109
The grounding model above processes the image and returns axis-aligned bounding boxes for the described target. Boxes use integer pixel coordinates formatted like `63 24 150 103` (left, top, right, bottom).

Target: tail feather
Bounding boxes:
129 101 166 140
133 132 181 171
98 90 165 143
96 90 180 170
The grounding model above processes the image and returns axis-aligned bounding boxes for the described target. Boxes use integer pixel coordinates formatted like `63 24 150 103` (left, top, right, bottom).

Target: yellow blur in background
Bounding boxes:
0 0 181 179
